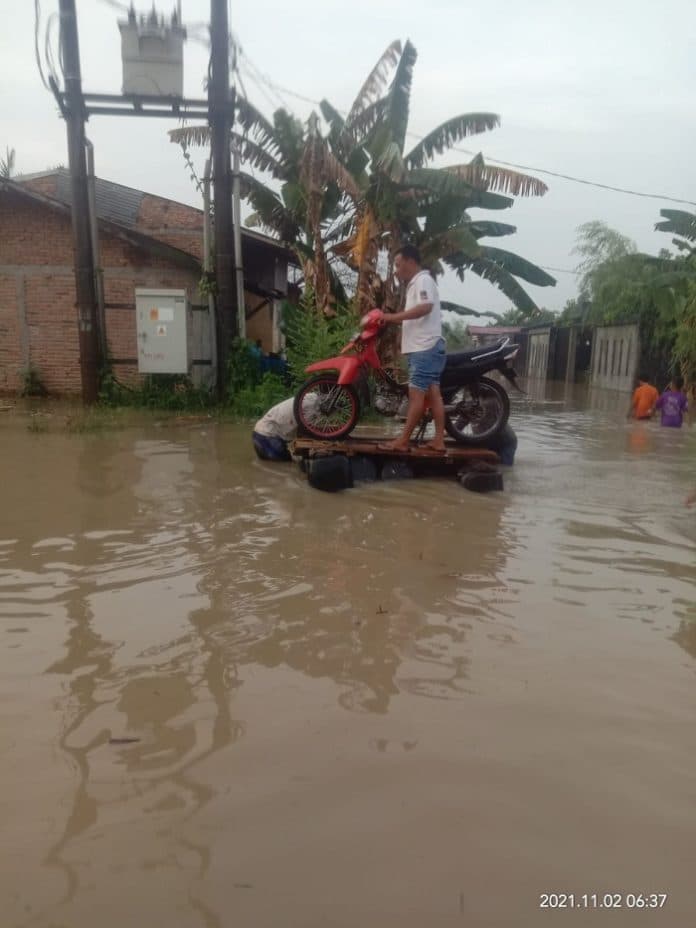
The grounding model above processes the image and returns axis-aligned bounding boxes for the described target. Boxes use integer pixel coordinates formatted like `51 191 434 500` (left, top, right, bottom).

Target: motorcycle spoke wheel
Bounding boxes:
295 377 359 439
445 380 508 444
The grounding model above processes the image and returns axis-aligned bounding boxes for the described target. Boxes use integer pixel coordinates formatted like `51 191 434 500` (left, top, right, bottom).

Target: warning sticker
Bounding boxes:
156 324 167 337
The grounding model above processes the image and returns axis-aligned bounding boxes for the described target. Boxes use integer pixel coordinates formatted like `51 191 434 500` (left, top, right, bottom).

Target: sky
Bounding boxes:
2 0 695 317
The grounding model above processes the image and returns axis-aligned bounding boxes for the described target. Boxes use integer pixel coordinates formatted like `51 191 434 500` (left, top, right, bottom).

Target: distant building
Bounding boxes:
467 325 522 346
467 325 526 370
0 170 293 395
524 321 637 391
589 323 639 392
465 319 640 392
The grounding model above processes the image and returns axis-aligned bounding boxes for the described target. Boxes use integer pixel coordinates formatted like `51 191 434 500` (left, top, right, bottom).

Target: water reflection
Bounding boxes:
1 387 695 927
185 473 515 713
672 600 696 659
3 433 245 927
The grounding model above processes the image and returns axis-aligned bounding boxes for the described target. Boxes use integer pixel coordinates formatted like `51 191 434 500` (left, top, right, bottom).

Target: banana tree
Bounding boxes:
170 39 555 322
321 40 555 315
0 146 15 178
170 102 358 312
655 209 696 256
652 209 696 381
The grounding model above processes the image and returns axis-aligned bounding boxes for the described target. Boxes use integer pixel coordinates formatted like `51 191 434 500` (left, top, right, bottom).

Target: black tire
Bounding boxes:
459 470 504 493
444 376 510 446
308 455 354 492
294 374 360 441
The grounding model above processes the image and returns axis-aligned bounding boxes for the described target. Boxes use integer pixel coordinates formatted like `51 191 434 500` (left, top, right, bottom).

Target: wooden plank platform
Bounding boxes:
290 436 499 464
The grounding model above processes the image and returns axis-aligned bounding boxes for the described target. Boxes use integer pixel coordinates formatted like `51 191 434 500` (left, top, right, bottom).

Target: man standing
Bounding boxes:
379 244 447 452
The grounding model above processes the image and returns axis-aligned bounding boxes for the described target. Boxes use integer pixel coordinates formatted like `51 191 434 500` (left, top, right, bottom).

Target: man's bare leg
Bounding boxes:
379 387 426 451
423 384 446 451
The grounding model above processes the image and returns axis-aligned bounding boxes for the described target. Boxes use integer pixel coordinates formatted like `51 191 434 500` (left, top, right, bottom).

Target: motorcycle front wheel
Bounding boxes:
444 376 510 445
294 374 360 440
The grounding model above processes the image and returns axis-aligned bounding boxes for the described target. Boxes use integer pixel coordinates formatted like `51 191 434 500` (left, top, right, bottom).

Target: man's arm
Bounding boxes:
384 302 433 325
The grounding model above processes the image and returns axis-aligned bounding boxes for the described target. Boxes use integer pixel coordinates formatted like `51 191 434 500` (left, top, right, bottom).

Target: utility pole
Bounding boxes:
209 0 237 399
59 0 101 403
232 141 246 339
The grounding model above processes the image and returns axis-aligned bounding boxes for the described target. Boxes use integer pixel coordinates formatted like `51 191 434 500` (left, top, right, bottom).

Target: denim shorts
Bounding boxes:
252 432 291 461
407 338 446 392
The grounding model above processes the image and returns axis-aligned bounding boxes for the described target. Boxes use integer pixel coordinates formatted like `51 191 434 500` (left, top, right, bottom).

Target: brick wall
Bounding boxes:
0 274 23 392
25 275 81 393
0 191 75 266
136 193 204 262
0 189 201 396
21 175 58 198
1 182 288 394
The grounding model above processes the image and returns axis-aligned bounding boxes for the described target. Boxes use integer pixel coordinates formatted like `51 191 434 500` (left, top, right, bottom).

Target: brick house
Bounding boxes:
0 169 293 395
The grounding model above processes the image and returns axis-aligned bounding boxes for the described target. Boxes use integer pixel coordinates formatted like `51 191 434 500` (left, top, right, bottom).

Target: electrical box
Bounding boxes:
119 9 186 97
136 289 188 374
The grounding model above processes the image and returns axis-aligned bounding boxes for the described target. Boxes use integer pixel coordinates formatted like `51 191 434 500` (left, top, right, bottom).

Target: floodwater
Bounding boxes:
1 385 695 928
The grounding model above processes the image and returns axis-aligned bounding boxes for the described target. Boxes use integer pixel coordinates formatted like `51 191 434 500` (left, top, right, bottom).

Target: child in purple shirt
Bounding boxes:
656 375 688 428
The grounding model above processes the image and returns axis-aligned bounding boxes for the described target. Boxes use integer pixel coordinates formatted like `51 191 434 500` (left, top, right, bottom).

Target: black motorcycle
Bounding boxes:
294 309 521 446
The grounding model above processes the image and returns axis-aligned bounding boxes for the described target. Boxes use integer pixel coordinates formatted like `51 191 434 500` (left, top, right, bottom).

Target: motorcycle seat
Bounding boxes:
444 339 509 368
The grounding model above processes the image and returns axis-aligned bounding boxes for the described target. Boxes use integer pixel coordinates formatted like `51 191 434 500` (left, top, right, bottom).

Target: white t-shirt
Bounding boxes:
254 398 297 442
401 270 442 354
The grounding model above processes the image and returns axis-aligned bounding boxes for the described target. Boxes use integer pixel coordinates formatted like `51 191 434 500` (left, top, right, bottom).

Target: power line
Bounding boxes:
240 57 288 112
242 67 696 209
239 61 283 115
79 2 696 208
44 12 63 85
438 150 696 208
540 265 580 275
34 0 50 90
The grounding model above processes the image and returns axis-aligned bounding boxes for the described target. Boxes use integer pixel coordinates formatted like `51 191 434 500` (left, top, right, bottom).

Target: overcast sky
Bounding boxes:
3 0 695 315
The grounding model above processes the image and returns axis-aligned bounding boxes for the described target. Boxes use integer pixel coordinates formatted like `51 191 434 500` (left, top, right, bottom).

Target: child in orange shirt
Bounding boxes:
628 374 659 420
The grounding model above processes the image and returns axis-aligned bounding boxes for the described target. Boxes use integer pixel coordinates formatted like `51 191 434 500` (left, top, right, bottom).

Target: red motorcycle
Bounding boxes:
293 309 520 445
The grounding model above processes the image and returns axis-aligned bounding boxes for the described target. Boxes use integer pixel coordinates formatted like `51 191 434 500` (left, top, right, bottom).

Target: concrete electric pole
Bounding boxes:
208 0 238 398
59 0 101 403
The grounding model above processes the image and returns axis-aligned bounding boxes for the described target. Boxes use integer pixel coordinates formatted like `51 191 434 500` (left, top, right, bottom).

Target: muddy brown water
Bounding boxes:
1 385 695 928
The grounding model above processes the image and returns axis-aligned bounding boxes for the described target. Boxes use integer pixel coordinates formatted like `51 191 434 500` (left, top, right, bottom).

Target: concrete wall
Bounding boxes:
526 328 551 379
590 324 639 392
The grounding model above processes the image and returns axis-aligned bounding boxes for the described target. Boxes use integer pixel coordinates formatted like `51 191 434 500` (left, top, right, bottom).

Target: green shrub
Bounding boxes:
229 373 290 418
226 339 290 417
281 294 359 386
226 338 264 396
99 371 213 411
